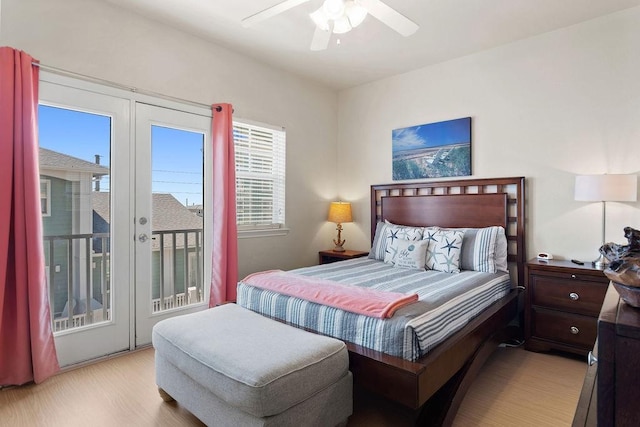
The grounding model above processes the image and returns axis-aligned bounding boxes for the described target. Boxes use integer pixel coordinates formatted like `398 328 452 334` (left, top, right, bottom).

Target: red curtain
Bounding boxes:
0 47 60 385
209 104 238 306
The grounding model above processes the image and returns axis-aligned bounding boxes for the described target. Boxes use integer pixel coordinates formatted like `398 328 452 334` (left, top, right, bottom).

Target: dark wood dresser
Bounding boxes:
525 259 609 356
573 284 640 426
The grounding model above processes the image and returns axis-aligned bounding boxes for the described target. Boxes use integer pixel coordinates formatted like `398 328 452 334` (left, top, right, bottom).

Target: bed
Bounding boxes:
238 176 526 425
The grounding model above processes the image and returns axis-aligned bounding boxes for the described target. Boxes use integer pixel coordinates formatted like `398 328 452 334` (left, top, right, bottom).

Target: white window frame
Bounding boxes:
234 119 288 238
40 179 52 217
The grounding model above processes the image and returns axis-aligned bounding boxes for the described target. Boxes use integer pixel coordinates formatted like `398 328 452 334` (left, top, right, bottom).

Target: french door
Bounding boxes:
134 103 211 346
39 74 211 366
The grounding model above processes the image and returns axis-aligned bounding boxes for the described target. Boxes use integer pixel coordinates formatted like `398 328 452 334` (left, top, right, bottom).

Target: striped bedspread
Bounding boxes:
236 258 512 361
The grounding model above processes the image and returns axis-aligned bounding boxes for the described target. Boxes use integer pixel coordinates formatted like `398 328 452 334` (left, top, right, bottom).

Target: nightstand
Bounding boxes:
525 259 609 356
318 249 368 265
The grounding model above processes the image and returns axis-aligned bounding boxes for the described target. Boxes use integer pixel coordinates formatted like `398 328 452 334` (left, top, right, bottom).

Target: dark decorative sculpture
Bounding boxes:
600 226 640 262
602 227 640 307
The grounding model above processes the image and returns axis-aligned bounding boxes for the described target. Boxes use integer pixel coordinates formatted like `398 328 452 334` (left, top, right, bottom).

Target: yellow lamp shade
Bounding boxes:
328 202 352 223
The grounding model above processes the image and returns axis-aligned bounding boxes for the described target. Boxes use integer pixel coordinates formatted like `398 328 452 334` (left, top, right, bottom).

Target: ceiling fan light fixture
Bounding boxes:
332 16 352 34
309 8 330 31
323 0 346 21
345 1 367 28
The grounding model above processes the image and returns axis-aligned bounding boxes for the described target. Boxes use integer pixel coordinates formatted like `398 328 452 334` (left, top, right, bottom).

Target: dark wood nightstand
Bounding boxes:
525 259 609 356
318 249 368 265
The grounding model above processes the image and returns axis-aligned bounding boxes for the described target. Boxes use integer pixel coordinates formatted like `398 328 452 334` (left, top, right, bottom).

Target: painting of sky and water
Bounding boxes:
392 117 471 180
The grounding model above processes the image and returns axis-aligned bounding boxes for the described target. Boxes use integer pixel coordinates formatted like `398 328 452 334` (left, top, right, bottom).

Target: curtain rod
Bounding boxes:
32 61 213 111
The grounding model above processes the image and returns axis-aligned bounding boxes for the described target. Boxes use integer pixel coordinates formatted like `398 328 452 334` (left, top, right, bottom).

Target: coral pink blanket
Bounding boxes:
242 270 418 318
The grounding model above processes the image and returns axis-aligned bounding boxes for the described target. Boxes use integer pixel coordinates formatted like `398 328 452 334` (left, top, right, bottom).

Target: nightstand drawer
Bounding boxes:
532 308 597 349
530 276 608 316
529 268 608 284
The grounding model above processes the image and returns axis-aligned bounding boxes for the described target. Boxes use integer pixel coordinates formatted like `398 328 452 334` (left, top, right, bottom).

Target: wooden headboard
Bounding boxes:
371 177 526 286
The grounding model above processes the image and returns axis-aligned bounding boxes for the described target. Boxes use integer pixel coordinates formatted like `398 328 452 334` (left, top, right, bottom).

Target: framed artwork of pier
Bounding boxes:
392 117 471 180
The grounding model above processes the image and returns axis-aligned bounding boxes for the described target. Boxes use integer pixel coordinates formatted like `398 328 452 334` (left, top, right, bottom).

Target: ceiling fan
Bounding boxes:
241 0 419 51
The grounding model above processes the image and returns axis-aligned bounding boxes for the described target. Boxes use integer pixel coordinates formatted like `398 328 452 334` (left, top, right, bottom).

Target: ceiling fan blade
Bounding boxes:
242 0 311 27
310 26 331 51
359 0 419 37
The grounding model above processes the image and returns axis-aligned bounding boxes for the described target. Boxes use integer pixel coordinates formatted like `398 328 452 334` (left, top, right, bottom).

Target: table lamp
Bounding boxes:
327 201 352 252
574 174 638 269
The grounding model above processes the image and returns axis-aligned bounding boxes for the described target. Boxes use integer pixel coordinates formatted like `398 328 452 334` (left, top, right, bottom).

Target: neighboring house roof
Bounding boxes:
187 204 204 217
40 147 109 176
152 194 203 231
92 192 203 250
92 191 111 225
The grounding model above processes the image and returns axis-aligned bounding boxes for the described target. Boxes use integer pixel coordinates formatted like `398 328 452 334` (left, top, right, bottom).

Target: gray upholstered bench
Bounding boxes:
152 304 352 427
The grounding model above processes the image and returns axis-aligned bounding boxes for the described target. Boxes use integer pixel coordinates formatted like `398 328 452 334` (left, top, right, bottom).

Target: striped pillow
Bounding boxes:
458 226 503 273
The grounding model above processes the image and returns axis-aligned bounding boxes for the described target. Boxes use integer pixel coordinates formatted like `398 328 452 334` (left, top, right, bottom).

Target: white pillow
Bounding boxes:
425 229 464 273
421 226 441 244
390 239 429 270
370 221 423 262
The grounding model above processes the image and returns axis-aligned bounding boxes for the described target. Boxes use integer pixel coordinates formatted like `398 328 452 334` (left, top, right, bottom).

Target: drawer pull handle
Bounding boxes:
571 274 577 279
570 326 579 335
588 351 598 366
569 292 580 301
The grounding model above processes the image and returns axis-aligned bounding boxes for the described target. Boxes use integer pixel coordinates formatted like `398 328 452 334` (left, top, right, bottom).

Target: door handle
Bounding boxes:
138 234 148 243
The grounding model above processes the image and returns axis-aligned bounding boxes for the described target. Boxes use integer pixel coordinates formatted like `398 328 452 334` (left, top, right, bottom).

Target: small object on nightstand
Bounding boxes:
537 252 553 261
571 259 584 265
319 249 368 265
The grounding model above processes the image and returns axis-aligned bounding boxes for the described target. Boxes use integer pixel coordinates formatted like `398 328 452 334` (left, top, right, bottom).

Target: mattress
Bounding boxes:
237 257 511 361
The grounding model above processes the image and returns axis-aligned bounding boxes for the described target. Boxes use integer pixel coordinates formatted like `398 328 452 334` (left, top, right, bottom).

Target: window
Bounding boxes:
40 179 51 216
234 120 286 234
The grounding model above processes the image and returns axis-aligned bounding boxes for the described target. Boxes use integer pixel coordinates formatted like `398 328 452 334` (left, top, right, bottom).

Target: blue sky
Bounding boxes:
38 105 204 205
392 117 471 153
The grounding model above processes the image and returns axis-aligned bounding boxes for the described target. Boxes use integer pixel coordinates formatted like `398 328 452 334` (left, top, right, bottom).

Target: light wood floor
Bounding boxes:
0 346 586 426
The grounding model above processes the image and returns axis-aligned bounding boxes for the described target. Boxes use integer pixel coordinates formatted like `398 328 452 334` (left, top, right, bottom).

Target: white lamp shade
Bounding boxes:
310 0 367 35
323 0 345 20
575 174 638 202
332 16 352 34
345 1 367 28
310 8 330 31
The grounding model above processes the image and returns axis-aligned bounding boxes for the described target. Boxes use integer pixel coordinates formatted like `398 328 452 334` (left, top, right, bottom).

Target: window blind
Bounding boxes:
233 121 286 230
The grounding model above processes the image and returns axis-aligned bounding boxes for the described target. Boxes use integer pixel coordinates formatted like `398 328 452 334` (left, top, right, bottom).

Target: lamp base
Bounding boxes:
332 224 345 252
593 253 610 270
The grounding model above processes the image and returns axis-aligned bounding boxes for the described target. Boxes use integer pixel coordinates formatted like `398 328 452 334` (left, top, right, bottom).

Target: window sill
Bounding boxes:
238 227 290 239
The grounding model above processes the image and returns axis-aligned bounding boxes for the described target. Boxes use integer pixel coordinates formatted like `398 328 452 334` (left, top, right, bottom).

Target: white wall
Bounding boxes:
3 1 639 272
337 7 640 264
1 0 340 278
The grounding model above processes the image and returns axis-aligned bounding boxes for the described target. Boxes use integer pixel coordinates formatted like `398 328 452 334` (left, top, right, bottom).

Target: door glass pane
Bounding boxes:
38 105 112 332
150 125 204 312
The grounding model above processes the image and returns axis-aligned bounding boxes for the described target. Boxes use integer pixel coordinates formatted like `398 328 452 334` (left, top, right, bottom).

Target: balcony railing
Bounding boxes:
44 228 203 332
151 228 203 313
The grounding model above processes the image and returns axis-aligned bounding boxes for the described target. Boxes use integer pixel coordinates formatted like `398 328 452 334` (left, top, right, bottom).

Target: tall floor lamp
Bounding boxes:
574 174 638 269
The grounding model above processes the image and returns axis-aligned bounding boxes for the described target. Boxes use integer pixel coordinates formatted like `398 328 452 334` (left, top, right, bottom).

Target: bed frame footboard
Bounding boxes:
347 289 519 426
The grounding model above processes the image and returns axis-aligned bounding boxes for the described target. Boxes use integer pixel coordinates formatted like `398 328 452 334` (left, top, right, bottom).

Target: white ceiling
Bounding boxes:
102 0 640 90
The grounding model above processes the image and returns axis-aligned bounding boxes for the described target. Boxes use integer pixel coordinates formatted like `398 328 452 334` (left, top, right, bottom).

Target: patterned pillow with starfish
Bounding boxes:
424 229 464 273
381 222 425 264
